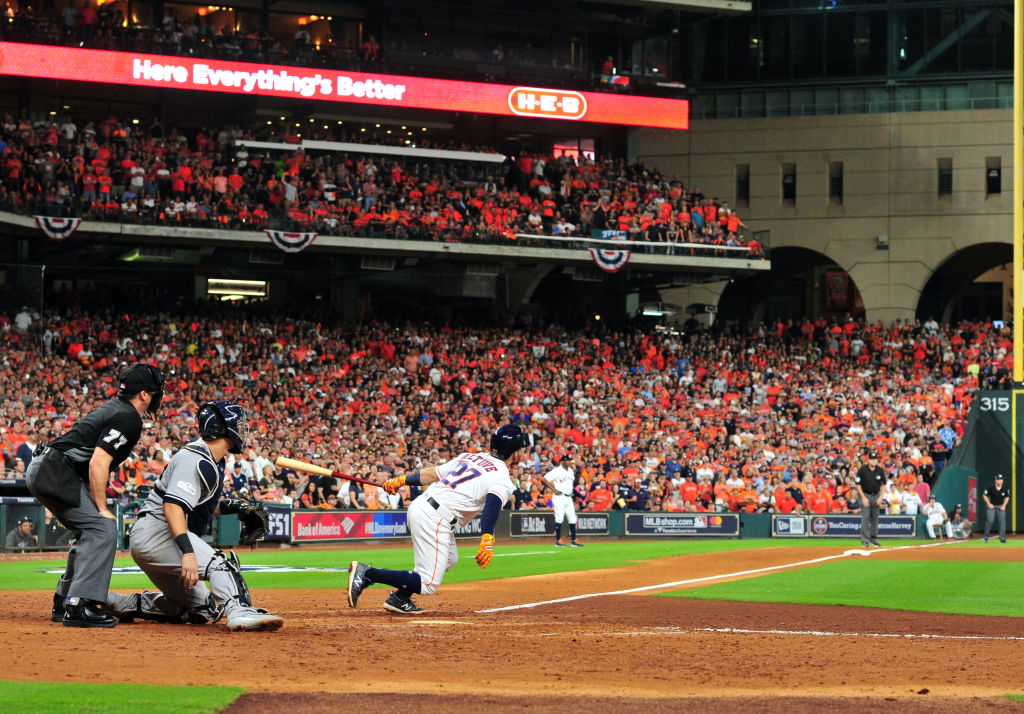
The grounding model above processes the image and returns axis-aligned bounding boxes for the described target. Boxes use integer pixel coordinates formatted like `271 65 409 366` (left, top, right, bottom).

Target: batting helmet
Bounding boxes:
489 424 525 461
197 400 250 454
117 363 166 415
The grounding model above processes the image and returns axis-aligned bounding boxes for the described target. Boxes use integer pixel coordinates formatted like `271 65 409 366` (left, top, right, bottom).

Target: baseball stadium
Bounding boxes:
0 0 1023 711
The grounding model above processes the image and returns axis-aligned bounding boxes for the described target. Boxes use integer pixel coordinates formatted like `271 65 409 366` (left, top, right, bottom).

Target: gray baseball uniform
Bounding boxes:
106 440 258 623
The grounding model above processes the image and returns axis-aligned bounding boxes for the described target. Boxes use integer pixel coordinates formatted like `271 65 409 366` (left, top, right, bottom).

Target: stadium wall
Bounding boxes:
630 109 1012 323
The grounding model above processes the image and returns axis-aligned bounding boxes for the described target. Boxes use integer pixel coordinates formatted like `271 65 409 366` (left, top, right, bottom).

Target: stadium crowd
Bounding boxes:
0 1 607 90
0 302 1005 521
0 111 760 255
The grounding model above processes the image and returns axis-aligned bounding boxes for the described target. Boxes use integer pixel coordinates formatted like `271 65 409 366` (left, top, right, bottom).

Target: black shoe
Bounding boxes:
347 561 371 608
554 540 567 547
62 597 117 628
571 541 584 547
984 536 989 543
50 592 66 623
383 591 425 615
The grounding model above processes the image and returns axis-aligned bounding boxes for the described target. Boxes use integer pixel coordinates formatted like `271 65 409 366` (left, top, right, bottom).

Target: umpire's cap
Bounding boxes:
490 424 525 461
117 363 166 415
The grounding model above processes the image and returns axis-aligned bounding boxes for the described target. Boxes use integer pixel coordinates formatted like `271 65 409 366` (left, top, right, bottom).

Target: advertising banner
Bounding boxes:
623 513 739 536
263 504 293 542
772 515 807 537
509 511 610 537
0 42 689 129
805 514 917 538
291 510 409 542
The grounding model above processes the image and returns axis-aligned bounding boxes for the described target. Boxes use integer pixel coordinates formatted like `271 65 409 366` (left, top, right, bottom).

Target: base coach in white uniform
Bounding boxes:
544 454 583 547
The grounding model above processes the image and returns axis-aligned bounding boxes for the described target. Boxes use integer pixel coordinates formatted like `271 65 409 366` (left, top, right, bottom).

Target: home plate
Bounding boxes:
844 549 873 556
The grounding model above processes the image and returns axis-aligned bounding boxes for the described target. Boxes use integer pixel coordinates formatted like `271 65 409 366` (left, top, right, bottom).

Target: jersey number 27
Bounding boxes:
440 461 481 489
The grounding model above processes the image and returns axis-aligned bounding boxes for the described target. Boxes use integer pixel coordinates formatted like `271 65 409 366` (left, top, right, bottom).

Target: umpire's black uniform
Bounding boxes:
26 364 163 627
855 451 885 547
983 475 1010 543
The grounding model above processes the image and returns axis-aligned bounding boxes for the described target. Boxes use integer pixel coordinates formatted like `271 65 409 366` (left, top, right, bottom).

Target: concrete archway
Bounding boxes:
718 247 864 329
915 243 1012 324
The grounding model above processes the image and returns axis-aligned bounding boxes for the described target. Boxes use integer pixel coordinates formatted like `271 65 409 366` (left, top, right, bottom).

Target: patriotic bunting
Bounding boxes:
265 230 317 253
34 216 82 242
589 248 630 273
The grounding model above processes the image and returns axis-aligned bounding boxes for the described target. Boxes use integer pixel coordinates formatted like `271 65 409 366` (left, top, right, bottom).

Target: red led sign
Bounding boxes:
0 42 688 130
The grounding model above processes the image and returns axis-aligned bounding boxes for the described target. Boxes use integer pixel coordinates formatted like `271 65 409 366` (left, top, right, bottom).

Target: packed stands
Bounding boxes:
0 111 763 255
0 302 999 516
0 4 607 92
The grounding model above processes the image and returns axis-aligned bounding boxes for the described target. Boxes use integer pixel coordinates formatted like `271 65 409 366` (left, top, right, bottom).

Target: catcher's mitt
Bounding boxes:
237 501 269 545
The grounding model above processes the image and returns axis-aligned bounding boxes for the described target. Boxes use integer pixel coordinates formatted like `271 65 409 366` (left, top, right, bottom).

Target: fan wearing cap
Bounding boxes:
26 362 164 628
982 474 1010 544
5 515 38 552
854 450 885 547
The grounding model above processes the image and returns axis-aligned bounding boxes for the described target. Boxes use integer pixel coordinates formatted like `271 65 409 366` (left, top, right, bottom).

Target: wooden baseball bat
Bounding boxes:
274 456 380 488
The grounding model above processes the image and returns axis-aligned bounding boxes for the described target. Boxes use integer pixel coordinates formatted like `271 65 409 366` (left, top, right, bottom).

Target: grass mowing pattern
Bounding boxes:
661 560 1024 617
0 539 800 591
0 681 243 713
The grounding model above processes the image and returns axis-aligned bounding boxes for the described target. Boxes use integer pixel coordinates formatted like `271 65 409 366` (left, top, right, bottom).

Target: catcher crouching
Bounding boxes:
106 400 282 632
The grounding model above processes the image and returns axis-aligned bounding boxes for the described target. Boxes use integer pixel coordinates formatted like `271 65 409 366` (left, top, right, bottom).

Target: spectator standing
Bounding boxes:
982 474 1010 543
854 450 884 548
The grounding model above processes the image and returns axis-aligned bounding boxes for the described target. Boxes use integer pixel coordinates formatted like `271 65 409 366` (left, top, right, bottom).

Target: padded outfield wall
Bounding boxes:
937 391 1021 533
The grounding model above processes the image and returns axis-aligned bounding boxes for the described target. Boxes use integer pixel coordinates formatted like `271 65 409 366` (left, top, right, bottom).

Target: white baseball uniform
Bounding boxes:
544 464 577 525
923 500 952 538
408 451 514 595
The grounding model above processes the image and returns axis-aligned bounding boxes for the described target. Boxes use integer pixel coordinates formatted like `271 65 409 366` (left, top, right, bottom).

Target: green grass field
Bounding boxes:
0 681 243 714
0 538 1013 592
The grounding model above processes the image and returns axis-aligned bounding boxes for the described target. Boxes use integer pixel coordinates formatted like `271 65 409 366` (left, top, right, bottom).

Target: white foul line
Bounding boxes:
508 627 1024 643
475 540 954 614
692 627 1024 642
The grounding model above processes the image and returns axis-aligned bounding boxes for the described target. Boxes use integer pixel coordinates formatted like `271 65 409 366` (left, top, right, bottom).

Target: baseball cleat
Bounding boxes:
62 597 117 628
383 591 426 615
554 540 566 547
117 592 141 623
571 541 584 547
50 592 66 623
226 608 284 632
348 561 371 608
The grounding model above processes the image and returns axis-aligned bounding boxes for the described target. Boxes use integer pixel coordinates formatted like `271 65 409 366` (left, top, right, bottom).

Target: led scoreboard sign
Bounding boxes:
0 42 688 130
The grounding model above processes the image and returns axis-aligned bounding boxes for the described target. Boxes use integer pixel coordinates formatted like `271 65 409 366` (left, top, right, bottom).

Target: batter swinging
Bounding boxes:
347 424 525 614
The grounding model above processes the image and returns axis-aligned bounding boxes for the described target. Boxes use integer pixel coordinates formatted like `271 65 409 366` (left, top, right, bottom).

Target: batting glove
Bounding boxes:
382 475 406 495
475 533 494 569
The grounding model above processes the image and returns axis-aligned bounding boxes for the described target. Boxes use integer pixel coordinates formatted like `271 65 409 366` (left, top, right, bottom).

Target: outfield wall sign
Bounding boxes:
509 511 609 537
624 513 739 536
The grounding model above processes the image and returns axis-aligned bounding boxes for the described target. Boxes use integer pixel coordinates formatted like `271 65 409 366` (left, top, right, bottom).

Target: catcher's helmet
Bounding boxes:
197 400 250 454
490 424 525 461
117 363 166 415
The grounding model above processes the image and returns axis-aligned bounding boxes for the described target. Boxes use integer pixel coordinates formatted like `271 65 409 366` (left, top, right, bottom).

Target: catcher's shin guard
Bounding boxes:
208 549 253 607
187 593 226 624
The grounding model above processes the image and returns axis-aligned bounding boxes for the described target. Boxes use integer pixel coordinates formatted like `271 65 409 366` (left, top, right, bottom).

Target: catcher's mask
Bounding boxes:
197 400 250 454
